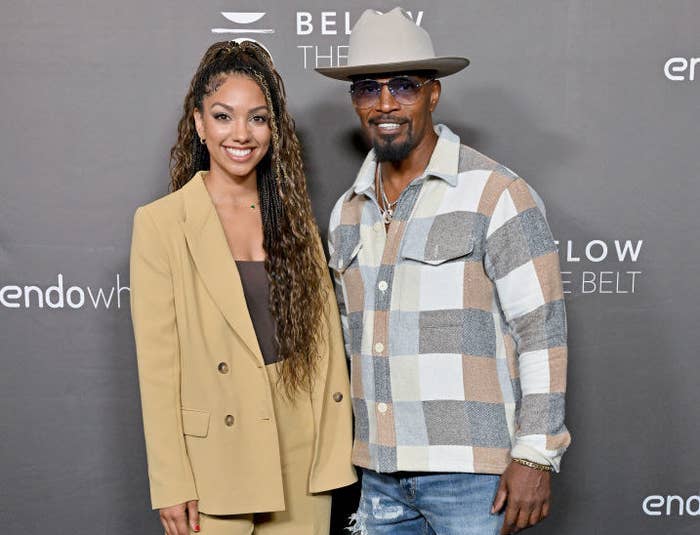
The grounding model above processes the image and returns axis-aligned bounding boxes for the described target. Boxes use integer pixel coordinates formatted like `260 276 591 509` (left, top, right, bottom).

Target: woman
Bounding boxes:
130 41 356 535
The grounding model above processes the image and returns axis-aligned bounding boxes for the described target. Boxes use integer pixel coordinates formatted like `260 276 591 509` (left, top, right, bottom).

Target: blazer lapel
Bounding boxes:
181 172 264 366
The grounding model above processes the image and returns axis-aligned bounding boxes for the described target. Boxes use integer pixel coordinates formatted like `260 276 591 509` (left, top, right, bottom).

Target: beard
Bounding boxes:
372 124 416 163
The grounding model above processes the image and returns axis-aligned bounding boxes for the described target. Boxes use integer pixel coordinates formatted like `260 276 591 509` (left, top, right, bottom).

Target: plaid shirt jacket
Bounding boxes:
328 124 570 475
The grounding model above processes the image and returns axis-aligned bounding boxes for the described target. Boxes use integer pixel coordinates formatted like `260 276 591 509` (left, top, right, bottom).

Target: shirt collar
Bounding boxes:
350 123 461 198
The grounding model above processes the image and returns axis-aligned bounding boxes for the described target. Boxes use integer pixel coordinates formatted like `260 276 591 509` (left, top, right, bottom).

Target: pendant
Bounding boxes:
382 208 393 225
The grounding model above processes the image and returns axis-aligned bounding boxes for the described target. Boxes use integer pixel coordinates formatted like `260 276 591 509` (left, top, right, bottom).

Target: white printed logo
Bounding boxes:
295 10 424 36
664 57 699 81
295 10 424 70
212 12 274 35
555 239 644 295
642 494 700 516
208 10 427 70
0 274 129 310
210 12 274 58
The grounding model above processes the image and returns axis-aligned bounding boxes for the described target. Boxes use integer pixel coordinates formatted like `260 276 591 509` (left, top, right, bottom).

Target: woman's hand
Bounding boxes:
159 500 200 535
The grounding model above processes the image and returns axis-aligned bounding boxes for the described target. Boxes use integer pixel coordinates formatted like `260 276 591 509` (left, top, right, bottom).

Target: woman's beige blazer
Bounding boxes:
130 172 356 515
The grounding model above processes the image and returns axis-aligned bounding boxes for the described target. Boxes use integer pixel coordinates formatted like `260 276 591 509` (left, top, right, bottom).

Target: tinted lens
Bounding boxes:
387 77 421 104
350 77 427 108
350 80 381 107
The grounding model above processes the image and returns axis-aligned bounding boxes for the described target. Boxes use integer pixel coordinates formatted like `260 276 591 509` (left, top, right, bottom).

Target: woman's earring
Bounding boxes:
199 137 206 145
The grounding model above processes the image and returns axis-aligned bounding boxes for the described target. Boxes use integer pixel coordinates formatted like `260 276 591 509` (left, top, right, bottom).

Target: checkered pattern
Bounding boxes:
328 124 570 474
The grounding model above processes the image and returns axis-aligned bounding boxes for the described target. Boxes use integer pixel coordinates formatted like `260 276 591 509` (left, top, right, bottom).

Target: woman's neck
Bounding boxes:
203 169 258 206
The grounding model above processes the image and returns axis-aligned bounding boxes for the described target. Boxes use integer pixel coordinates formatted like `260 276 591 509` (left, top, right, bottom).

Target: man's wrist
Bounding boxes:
511 457 553 472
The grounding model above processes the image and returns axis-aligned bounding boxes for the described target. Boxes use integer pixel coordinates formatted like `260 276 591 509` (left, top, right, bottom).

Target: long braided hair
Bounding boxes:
170 41 327 396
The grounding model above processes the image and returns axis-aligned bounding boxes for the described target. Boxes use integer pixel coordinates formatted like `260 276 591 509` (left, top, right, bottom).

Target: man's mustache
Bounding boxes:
369 116 410 125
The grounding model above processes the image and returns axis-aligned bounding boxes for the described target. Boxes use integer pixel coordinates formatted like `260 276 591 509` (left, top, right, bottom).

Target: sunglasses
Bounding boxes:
349 77 435 108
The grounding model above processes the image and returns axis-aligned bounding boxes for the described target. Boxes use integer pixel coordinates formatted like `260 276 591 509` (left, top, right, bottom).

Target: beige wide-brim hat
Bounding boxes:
316 7 469 81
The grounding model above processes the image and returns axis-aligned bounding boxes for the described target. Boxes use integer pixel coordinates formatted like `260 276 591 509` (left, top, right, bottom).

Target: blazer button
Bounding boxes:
224 414 235 426
333 392 343 402
217 362 229 374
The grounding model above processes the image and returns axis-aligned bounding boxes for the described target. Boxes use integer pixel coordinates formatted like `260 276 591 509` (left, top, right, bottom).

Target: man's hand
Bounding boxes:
491 461 551 534
159 500 200 535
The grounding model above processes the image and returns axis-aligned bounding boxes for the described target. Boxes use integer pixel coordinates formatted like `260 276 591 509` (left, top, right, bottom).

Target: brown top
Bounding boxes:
235 261 281 365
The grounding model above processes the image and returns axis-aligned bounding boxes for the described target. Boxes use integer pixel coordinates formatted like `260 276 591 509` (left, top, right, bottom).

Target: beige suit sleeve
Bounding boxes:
130 207 198 509
308 237 357 492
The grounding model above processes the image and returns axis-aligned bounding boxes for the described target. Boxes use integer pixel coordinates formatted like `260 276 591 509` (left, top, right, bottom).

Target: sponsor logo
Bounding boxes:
296 10 424 70
556 239 643 295
210 12 274 57
209 9 425 70
295 10 424 35
664 57 699 81
0 273 129 310
642 494 700 516
211 12 274 35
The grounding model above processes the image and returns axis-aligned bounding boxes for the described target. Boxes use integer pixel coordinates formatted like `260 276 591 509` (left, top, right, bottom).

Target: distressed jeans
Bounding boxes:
348 468 505 535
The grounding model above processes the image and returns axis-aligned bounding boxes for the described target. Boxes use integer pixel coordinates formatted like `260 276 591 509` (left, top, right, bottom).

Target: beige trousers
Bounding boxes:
193 362 331 535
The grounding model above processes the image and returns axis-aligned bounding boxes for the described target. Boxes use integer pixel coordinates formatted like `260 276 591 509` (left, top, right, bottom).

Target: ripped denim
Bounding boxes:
347 468 504 535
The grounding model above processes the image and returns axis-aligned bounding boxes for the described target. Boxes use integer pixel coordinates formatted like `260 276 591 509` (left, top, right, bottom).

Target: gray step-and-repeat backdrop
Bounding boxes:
1 1 698 533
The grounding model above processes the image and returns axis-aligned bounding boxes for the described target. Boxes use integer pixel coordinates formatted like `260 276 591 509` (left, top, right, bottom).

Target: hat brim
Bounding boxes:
316 57 469 81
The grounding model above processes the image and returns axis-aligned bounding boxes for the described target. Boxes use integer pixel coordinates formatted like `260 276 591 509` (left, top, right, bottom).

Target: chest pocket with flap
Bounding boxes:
401 237 475 265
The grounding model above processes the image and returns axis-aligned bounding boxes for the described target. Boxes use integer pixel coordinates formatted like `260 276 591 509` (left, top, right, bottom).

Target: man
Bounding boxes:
317 7 570 535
